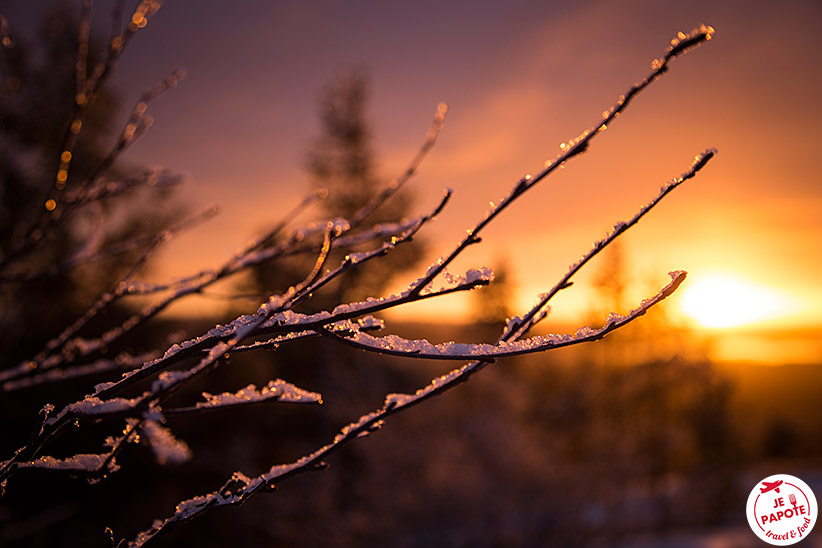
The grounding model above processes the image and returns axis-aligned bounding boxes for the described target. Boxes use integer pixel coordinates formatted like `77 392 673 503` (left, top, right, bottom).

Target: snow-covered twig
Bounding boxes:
0 351 156 393
164 379 323 415
0 203 216 285
63 167 185 206
87 69 186 191
0 206 218 387
347 102 448 226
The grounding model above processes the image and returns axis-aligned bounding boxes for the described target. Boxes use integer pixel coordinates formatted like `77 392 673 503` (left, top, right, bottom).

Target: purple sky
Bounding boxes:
4 0 821 334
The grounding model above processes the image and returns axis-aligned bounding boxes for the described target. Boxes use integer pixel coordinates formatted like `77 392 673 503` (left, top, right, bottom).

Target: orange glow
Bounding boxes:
678 274 794 329
23 0 811 367
124 123 136 140
109 36 123 52
131 13 146 28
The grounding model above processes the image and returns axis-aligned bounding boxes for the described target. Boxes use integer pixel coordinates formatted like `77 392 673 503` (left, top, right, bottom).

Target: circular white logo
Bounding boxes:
747 474 817 545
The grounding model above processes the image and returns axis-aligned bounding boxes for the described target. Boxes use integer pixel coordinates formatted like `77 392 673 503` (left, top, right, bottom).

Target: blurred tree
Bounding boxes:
244 71 434 524
0 5 123 252
530 240 739 535
589 241 627 318
471 256 513 325
0 4 179 366
586 242 704 365
307 70 380 220
251 70 425 309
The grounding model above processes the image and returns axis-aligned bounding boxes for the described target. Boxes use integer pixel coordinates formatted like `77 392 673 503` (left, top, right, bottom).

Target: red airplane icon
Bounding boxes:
760 480 783 494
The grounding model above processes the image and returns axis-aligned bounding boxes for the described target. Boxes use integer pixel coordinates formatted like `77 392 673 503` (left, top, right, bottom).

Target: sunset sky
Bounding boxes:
5 1 821 359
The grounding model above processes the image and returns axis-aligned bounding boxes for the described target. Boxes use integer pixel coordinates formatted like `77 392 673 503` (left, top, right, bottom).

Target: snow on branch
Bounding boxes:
0 352 156 393
16 453 119 475
165 379 323 415
139 420 192 466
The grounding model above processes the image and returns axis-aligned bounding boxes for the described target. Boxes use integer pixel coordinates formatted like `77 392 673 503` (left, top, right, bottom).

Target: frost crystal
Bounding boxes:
56 394 142 422
384 392 414 408
195 379 322 409
19 453 117 474
334 410 383 443
140 420 192 465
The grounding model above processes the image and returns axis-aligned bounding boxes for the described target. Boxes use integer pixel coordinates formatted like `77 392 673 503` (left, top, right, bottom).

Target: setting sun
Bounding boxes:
678 274 793 329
